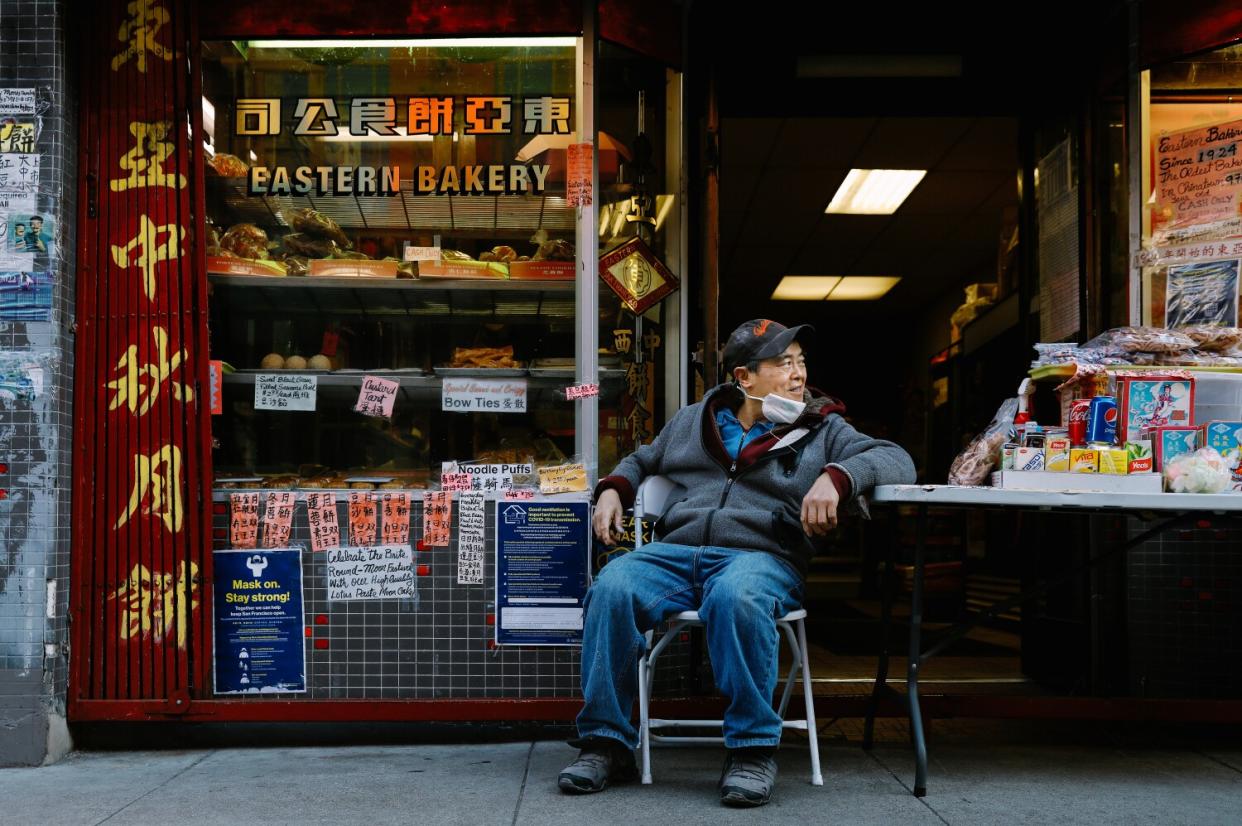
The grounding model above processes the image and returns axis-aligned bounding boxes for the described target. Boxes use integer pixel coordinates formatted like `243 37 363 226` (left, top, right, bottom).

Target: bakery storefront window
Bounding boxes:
202 39 585 492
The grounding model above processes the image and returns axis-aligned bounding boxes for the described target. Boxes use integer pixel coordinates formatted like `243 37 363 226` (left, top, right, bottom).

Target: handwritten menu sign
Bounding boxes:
441 378 527 413
306 493 341 552
229 493 260 549
0 89 35 113
0 154 38 195
1155 118 1242 239
457 492 486 585
423 491 452 547
538 463 589 494
565 383 599 400
505 488 537 501
355 375 398 417
327 544 414 601
567 142 593 208
441 473 473 492
254 374 317 411
381 492 411 545
260 492 296 549
348 492 378 546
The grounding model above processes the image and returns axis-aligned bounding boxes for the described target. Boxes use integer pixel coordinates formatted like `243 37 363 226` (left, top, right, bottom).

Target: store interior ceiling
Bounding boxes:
718 115 1018 320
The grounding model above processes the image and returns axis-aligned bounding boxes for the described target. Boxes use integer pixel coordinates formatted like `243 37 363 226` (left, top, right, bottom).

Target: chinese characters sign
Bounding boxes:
348 492 378 547
237 95 566 198
306 493 341 552
423 491 452 547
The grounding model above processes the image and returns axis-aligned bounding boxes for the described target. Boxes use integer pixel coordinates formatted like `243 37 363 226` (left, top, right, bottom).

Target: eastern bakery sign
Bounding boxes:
236 95 567 197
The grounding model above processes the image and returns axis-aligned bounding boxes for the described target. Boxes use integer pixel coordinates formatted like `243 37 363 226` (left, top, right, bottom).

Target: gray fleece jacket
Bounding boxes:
596 383 916 577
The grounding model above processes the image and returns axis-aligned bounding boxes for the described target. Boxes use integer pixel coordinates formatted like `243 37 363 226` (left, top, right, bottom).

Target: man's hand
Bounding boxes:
593 489 625 545
801 472 841 537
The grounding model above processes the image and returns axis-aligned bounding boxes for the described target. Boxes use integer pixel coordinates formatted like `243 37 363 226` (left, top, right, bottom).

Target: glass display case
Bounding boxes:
201 39 635 492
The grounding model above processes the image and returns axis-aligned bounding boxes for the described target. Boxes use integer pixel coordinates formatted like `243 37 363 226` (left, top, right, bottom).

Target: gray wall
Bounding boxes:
0 0 76 767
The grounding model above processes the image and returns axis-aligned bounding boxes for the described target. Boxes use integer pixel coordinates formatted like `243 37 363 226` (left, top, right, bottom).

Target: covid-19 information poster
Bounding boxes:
495 499 590 646
213 547 307 694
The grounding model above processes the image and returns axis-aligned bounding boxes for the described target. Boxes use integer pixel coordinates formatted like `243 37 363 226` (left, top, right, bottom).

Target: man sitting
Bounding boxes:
559 319 916 806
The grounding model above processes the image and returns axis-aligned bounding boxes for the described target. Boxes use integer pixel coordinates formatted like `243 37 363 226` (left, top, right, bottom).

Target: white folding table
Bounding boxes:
863 484 1242 797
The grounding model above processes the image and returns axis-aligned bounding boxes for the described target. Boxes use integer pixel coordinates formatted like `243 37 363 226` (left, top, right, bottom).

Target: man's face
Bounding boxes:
736 340 806 402
29 219 41 233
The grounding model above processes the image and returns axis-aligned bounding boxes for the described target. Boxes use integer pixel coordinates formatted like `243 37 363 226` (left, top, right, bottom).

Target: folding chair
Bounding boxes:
630 475 824 786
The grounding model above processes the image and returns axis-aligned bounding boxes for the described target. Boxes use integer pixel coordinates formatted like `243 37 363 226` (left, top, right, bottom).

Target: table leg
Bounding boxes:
863 514 896 751
908 503 928 797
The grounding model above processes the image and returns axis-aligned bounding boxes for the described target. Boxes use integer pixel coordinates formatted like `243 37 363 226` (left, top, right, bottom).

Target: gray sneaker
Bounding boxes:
558 740 638 794
719 747 778 807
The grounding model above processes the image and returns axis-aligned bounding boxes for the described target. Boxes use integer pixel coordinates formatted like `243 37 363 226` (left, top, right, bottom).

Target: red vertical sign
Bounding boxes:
72 0 212 708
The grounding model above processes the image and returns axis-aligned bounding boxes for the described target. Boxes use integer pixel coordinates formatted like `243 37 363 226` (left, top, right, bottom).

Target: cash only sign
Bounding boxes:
235 95 568 196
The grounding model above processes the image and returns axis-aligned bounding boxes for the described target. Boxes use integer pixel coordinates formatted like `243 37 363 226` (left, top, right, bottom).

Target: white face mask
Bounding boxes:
743 391 806 424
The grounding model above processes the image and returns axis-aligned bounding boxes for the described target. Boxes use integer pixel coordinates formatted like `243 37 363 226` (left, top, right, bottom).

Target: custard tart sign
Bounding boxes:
599 237 679 315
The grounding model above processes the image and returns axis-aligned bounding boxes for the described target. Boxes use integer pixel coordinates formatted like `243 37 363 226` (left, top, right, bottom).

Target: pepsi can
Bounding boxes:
1087 395 1118 445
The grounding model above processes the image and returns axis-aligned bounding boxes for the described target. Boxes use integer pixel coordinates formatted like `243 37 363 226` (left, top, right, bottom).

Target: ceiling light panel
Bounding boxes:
771 276 842 300
825 169 927 215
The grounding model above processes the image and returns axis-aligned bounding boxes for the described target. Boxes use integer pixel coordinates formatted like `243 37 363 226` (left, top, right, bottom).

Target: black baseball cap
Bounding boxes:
722 319 815 372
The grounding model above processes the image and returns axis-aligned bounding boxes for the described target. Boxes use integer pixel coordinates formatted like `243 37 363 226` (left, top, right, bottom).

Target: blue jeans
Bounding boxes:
575 543 804 750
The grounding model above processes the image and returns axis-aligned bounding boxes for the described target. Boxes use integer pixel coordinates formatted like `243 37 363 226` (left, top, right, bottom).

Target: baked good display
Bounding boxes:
447 345 522 369
208 153 249 177
220 223 271 260
287 207 352 248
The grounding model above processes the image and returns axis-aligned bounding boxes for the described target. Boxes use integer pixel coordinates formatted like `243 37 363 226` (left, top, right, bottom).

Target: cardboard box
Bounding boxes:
1126 440 1154 473
1114 373 1195 444
1099 447 1129 475
1070 449 1099 473
1015 447 1045 471
1045 437 1071 472
1202 421 1242 460
1148 425 1200 470
991 470 1163 493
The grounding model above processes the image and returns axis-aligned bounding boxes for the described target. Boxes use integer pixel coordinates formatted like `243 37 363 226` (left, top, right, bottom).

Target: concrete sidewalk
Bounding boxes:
1 732 1240 825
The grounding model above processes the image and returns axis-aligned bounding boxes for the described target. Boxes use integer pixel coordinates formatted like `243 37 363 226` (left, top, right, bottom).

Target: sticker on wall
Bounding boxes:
5 213 52 257
0 89 36 114
0 271 51 321
0 120 36 154
0 350 50 400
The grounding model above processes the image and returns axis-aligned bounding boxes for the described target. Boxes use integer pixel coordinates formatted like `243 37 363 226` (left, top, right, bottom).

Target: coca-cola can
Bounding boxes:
1068 399 1092 446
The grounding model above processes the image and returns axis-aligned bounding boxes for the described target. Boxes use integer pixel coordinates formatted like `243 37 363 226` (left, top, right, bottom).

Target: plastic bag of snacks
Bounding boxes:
1081 326 1196 354
1178 325 1242 352
948 397 1019 486
1163 447 1237 493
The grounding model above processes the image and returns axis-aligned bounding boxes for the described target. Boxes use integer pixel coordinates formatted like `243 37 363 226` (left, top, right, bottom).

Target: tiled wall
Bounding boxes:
0 0 75 767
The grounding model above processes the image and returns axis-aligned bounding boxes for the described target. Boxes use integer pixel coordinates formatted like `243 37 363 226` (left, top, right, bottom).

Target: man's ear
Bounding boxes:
731 365 750 390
